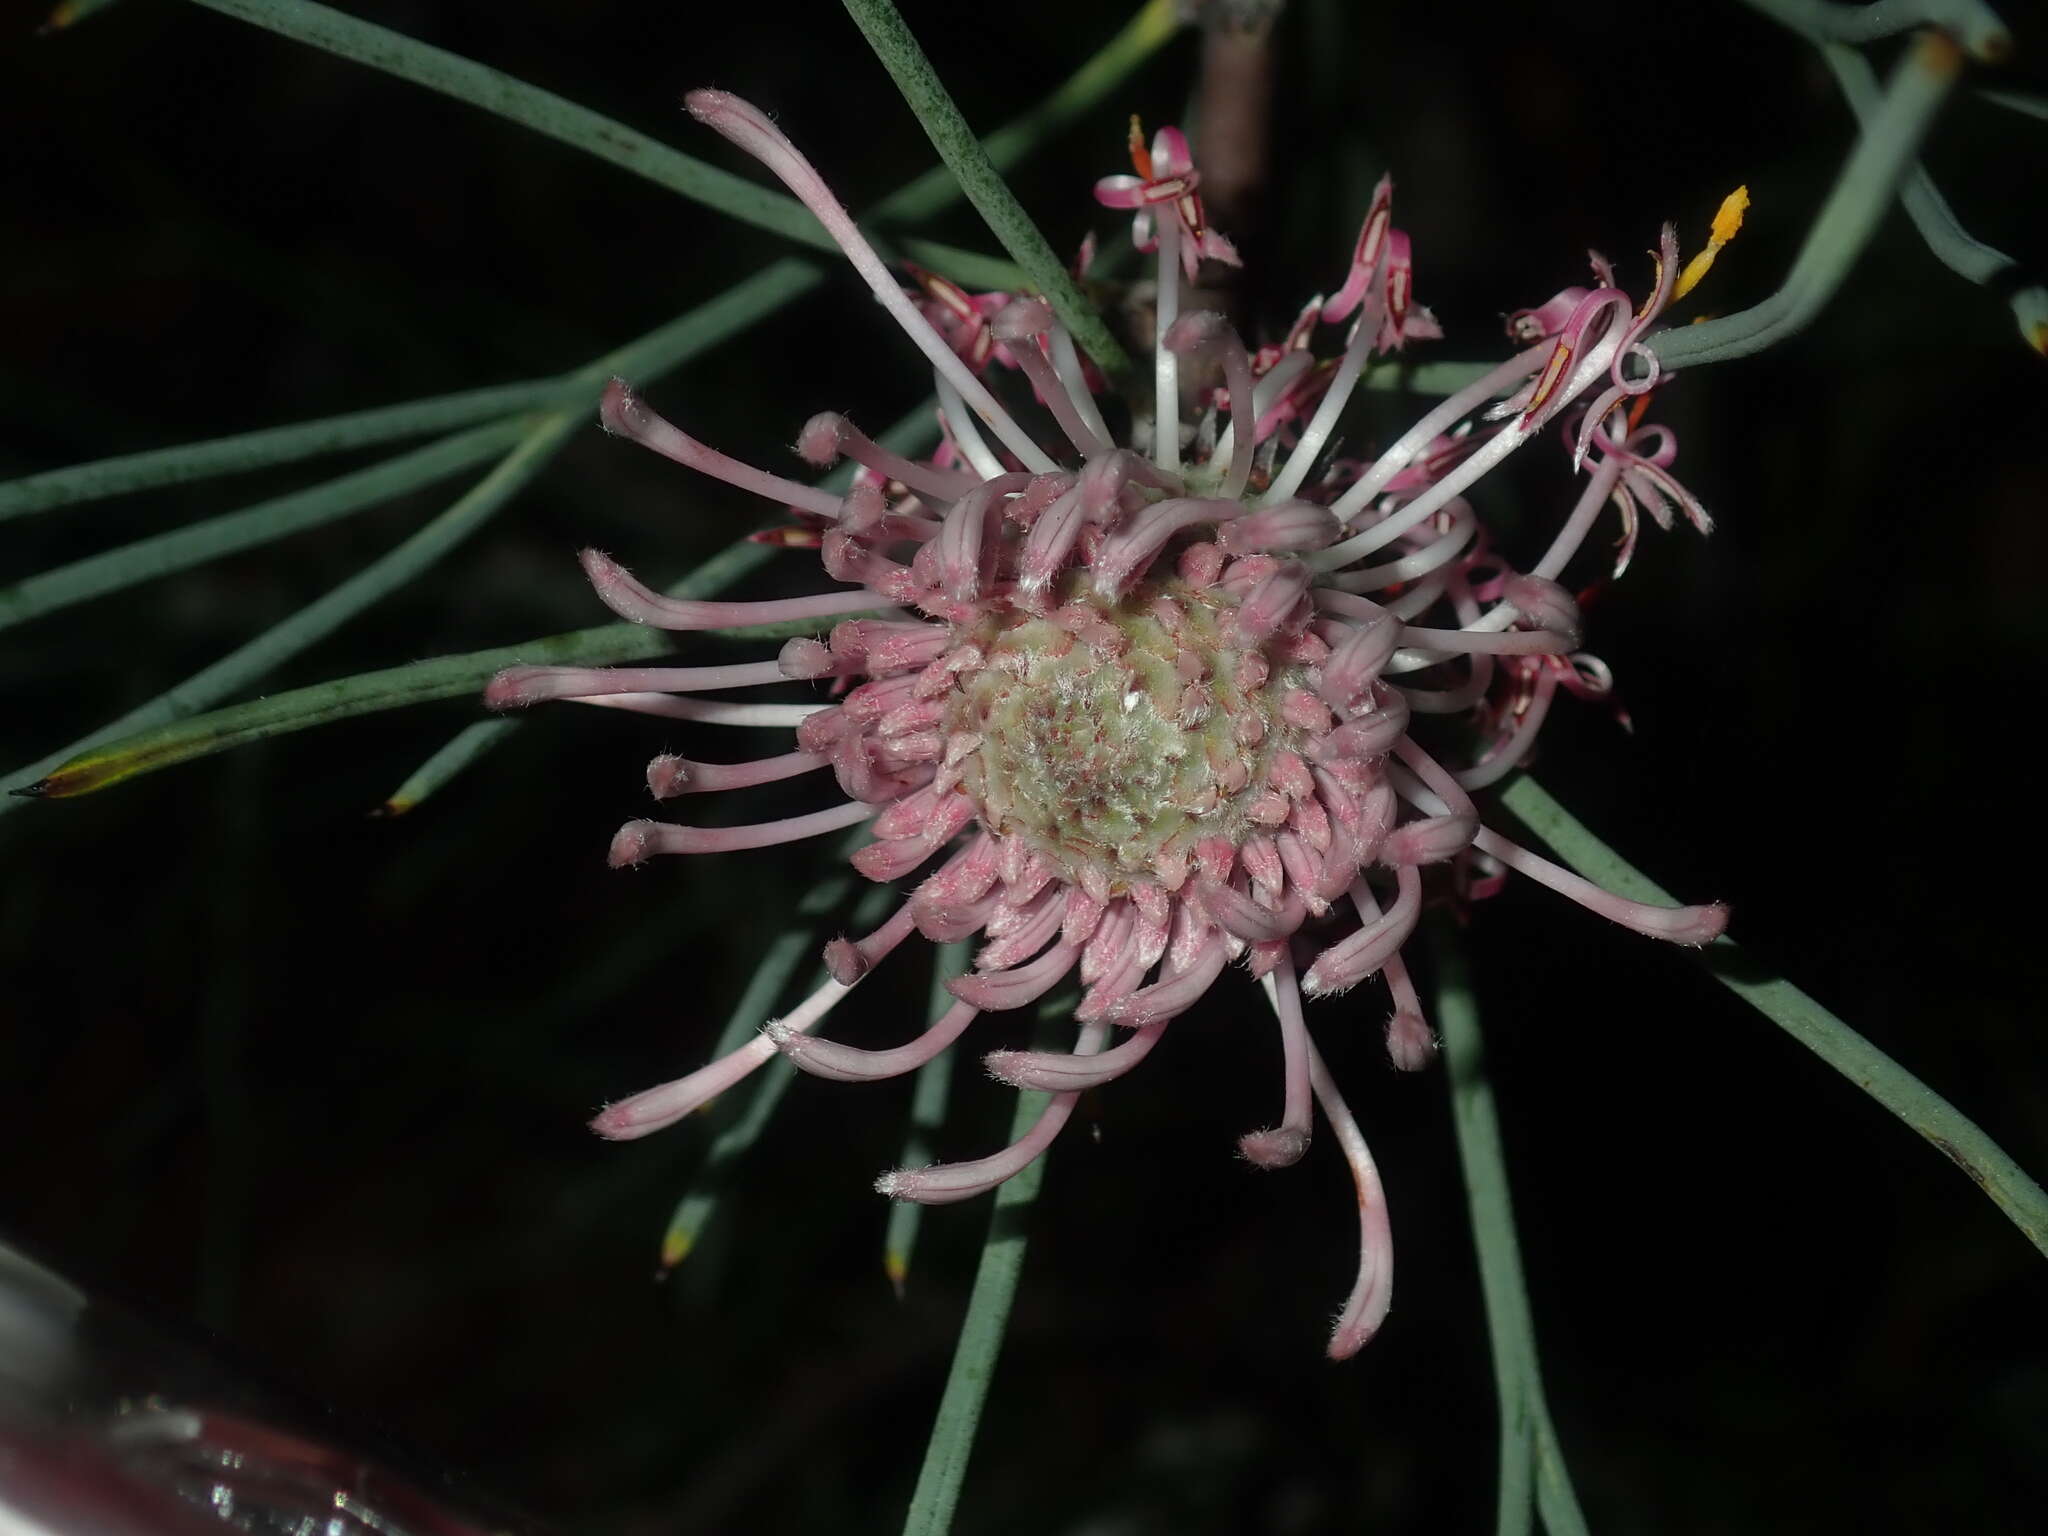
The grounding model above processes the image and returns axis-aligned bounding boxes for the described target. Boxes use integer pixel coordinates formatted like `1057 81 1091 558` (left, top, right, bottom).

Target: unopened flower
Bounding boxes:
489 89 1728 1359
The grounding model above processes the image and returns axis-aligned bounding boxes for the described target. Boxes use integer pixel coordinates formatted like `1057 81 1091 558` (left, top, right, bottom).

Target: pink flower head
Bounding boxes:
1093 118 1242 281
495 90 1727 1360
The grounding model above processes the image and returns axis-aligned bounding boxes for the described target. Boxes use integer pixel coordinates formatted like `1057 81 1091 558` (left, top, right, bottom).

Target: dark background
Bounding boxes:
3 0 2045 1531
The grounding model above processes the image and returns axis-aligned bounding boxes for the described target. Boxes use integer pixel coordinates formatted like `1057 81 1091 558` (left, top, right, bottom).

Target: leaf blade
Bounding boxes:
1498 774 2048 1261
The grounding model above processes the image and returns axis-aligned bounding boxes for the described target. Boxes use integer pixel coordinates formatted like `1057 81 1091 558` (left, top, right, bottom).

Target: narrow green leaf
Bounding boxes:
866 0 1181 229
0 379 558 523
1532 1403 1591 1536
841 0 1159 386
374 718 517 818
5 262 816 813
1498 775 2048 1261
1738 0 2010 60
1 259 810 661
1433 929 1571 1536
183 0 828 249
1817 41 2048 354
8 597 874 805
643 533 779 608
189 0 1179 282
7 0 1175 526
1361 358 1496 397
579 259 823 387
0 418 530 635
179 0 1031 292
1651 29 1963 369
13 518 600 802
900 997 1070 1536
884 941 969 1296
661 874 891 1270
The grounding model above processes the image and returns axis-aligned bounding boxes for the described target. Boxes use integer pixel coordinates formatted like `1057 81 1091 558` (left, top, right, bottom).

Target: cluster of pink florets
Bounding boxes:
486 91 1727 1358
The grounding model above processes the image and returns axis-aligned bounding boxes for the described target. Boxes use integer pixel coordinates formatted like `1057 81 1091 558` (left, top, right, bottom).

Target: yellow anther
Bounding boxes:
1674 184 1750 300
1709 185 1750 246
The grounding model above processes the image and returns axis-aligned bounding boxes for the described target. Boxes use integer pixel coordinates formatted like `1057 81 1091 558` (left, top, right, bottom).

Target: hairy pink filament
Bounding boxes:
994 299 1111 460
1241 956 1313 1168
769 998 981 1083
486 660 790 709
589 976 851 1141
1473 827 1729 944
876 1023 1110 1204
646 749 828 799
797 411 974 502
601 378 844 516
569 694 825 727
985 1015 1170 1091
578 548 890 632
685 91 1054 473
609 800 875 865
1309 1037 1394 1360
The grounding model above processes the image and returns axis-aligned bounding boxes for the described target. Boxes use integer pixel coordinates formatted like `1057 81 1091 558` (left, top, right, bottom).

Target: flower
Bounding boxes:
1092 117 1242 281
485 88 1729 1360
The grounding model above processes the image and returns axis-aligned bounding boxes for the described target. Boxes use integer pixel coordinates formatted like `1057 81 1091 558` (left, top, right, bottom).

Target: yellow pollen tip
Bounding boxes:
1674 185 1750 302
661 1230 693 1269
1710 185 1750 247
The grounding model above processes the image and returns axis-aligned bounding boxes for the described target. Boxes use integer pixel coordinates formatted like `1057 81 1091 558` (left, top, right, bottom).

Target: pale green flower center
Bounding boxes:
950 579 1298 889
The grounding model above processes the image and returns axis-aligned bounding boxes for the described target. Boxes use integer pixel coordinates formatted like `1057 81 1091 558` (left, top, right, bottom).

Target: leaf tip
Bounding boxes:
661 1230 693 1270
